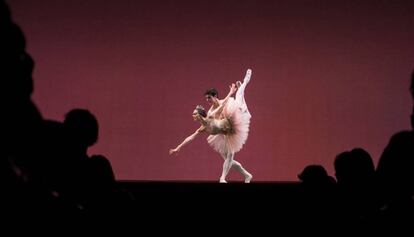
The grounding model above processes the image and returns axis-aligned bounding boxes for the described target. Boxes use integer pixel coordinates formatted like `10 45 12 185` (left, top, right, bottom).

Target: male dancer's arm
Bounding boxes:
210 84 237 118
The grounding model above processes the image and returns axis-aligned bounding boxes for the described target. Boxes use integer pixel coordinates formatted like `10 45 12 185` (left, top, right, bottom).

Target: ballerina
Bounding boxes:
170 69 253 183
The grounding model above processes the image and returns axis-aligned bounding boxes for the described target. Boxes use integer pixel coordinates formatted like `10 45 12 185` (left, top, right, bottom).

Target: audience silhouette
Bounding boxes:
296 164 337 227
1 0 45 219
375 70 414 224
334 148 379 226
1 0 122 223
63 108 118 210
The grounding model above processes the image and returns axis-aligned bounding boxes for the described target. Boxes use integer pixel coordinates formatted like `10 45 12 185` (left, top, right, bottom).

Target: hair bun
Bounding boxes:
196 105 204 110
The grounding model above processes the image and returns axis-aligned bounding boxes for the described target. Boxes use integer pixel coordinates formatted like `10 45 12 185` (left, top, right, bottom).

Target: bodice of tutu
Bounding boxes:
205 118 233 135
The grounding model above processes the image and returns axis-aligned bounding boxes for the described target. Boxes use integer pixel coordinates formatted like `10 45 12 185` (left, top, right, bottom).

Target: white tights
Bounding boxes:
219 152 252 183
235 69 251 116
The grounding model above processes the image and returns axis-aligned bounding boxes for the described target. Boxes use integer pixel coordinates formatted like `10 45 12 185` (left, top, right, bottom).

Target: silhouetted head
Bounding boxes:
204 88 218 104
298 165 328 182
64 109 98 148
298 164 336 190
334 148 375 187
193 105 206 121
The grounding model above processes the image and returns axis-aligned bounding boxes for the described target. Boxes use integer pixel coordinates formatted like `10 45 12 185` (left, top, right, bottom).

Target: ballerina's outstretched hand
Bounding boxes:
169 148 179 156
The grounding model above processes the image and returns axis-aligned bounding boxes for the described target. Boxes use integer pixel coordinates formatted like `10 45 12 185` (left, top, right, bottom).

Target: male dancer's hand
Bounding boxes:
229 83 237 96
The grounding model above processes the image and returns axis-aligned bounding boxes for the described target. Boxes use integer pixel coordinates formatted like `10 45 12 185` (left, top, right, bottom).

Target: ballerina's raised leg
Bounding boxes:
235 69 252 116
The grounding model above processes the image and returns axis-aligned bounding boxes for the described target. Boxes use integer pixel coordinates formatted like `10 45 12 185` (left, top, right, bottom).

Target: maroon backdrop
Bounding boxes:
8 0 414 181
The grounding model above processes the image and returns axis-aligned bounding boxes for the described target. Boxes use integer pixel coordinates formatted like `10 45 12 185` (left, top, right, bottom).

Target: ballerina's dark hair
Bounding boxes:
195 105 207 117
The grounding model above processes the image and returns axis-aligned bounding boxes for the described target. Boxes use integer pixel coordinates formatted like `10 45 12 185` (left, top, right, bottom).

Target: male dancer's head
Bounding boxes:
204 88 219 105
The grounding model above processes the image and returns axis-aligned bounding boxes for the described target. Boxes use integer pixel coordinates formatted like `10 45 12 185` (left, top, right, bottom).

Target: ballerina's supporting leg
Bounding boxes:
219 152 252 183
219 152 230 183
219 152 233 183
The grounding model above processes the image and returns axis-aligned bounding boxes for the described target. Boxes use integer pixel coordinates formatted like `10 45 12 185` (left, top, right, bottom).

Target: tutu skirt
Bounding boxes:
207 97 251 154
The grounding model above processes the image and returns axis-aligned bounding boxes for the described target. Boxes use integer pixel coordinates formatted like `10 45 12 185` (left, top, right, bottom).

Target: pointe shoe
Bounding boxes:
244 69 252 84
220 178 227 183
244 173 253 183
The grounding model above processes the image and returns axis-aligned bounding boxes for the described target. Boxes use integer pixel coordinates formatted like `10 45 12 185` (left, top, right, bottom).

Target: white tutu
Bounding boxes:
207 97 251 154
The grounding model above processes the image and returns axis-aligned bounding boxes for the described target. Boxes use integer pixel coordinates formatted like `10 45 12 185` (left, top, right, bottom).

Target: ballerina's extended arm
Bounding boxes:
169 126 204 156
